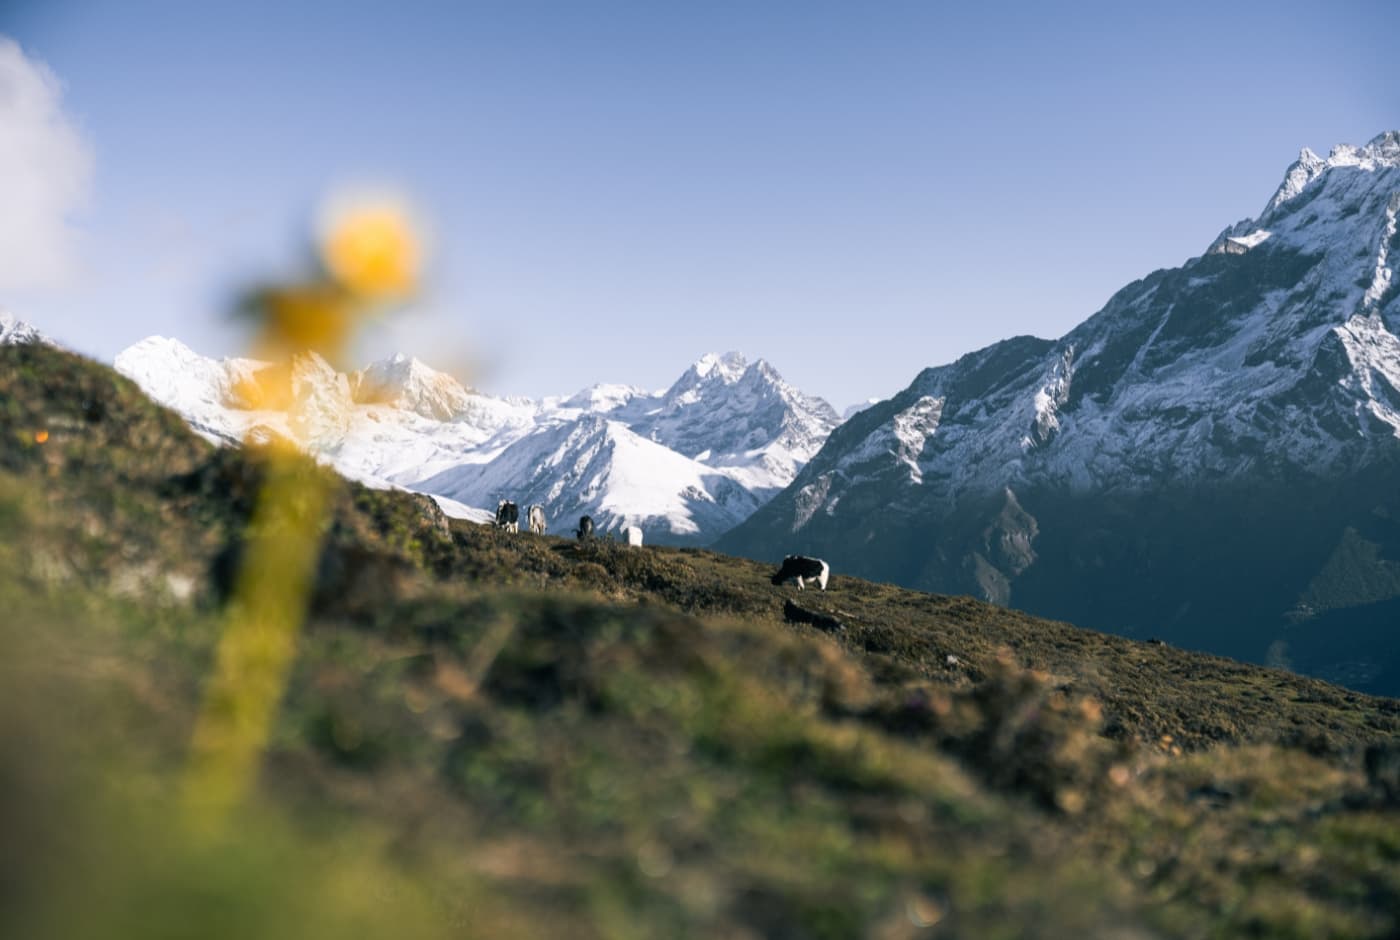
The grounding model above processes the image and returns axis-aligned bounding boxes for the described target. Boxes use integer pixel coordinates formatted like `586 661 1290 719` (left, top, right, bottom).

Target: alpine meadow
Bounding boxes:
4 4 1400 938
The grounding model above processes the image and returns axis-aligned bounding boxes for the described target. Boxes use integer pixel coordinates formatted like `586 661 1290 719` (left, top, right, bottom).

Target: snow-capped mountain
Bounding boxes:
113 337 839 544
116 337 348 448
720 131 1400 694
406 349 837 542
419 414 761 544
624 352 842 499
1 310 52 346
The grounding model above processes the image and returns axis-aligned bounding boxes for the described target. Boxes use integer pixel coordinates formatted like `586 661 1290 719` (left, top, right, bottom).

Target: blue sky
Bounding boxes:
2 1 1396 410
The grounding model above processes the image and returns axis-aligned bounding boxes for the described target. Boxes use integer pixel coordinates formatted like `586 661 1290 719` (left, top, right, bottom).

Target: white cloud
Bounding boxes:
0 36 92 291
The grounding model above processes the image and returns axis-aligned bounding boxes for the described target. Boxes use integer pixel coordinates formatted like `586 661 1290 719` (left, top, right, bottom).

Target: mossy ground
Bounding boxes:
3 342 1399 938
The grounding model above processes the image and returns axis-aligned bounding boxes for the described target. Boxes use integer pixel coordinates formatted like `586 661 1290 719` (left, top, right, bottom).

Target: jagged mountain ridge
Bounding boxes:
719 131 1400 694
621 351 842 499
113 338 840 543
410 350 837 543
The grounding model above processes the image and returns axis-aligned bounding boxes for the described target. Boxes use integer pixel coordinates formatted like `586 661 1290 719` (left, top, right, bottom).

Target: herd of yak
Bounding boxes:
491 499 829 591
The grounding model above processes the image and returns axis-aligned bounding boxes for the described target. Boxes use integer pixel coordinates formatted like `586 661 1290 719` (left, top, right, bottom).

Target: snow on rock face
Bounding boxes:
841 395 944 485
1362 192 1399 311
1333 314 1400 439
1211 229 1273 255
1025 345 1075 449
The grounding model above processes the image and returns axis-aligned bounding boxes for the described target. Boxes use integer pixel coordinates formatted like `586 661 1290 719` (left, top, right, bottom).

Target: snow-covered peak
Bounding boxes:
638 352 841 486
117 338 358 446
352 352 474 421
0 310 52 346
1366 129 1400 162
661 351 750 409
116 336 251 413
665 351 799 404
1264 131 1400 214
692 350 748 382
560 382 648 413
1264 147 1328 213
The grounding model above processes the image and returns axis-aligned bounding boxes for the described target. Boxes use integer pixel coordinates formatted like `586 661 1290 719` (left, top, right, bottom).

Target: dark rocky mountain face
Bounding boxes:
718 132 1400 695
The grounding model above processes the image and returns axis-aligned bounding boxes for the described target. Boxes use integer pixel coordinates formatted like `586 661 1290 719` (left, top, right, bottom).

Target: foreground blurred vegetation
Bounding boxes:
3 340 1400 938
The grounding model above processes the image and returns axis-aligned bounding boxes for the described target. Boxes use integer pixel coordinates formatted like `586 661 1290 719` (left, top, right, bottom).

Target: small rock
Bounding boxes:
783 599 845 634
1365 742 1400 804
408 492 452 539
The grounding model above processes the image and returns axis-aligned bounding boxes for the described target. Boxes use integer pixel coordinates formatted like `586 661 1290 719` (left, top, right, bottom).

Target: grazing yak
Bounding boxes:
621 525 643 547
527 504 546 535
494 500 519 533
576 515 594 540
771 555 830 591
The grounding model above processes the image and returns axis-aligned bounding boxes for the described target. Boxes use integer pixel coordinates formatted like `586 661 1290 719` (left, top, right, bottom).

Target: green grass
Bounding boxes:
3 341 1400 938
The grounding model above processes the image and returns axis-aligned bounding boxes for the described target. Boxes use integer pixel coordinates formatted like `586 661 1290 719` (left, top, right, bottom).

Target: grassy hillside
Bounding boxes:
3 341 1400 939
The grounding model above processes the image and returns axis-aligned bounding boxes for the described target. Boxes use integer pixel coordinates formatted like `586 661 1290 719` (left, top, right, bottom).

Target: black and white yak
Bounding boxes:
771 555 830 591
494 500 520 533
576 515 594 540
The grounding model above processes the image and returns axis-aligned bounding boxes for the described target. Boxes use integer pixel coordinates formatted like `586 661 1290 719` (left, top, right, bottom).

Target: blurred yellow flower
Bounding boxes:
189 188 430 827
320 199 422 301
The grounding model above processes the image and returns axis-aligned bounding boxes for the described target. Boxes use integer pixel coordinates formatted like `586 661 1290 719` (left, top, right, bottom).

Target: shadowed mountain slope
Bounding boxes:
719 132 1400 695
